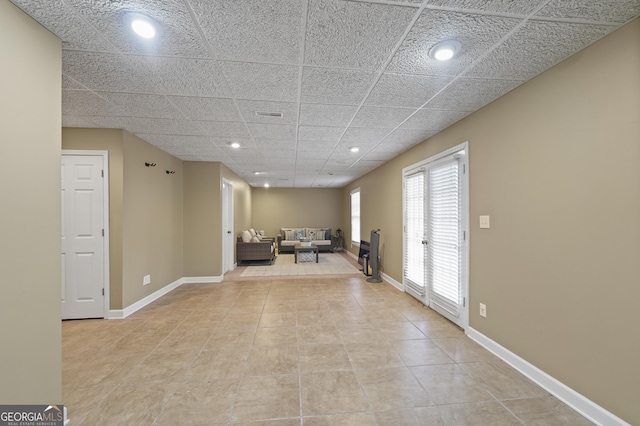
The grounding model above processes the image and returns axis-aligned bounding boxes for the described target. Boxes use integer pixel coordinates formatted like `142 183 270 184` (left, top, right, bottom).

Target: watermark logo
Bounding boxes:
0 405 64 426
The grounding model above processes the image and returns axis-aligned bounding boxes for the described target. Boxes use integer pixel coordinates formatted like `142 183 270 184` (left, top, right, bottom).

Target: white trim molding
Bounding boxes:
108 276 222 319
381 272 404 292
466 327 631 426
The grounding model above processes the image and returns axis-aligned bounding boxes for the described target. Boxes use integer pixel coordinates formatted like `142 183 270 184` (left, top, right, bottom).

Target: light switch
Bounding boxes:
479 215 490 229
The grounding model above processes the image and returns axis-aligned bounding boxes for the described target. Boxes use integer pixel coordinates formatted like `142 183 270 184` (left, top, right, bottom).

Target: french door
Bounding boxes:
403 143 468 329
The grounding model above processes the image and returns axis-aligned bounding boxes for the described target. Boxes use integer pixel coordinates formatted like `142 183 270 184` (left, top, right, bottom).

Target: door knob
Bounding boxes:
422 240 428 245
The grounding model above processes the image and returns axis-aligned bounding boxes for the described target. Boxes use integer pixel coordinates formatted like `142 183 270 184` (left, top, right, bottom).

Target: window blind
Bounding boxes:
350 189 360 244
403 171 425 293
428 160 461 316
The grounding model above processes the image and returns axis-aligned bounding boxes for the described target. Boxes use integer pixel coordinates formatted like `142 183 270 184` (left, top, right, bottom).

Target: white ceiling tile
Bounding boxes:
63 0 209 57
24 0 635 186
350 106 416 128
99 92 181 119
301 67 377 104
537 0 640 23
365 73 452 107
10 0 116 52
427 0 546 15
400 109 470 130
297 140 338 152
190 0 305 63
168 96 240 121
254 139 296 151
426 78 524 111
218 62 299 102
62 74 86 90
468 21 613 80
341 127 393 145
387 10 520 77
235 100 298 125
247 123 296 140
63 51 161 94
143 57 231 97
62 90 117 116
125 117 196 135
299 103 359 126
62 115 99 128
298 126 345 142
193 121 251 139
305 0 416 69
383 128 434 146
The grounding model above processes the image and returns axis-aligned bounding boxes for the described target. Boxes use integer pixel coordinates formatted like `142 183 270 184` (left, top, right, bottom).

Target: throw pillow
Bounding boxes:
294 229 305 240
251 236 260 242
241 230 252 243
249 228 257 237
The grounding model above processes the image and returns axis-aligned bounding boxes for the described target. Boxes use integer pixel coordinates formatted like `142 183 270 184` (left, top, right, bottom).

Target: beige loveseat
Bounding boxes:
277 227 332 254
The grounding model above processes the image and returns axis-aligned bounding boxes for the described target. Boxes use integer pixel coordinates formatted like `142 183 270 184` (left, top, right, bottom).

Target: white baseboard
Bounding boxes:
108 275 222 319
466 327 630 426
381 272 404 292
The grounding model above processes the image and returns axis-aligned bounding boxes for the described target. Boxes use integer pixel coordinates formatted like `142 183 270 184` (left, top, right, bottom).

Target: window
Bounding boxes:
350 188 360 245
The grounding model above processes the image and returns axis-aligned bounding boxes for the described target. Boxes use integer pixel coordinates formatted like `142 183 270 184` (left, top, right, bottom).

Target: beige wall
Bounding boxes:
62 128 124 309
343 20 640 424
252 188 343 238
183 162 252 277
121 132 183 307
62 129 184 309
0 1 62 403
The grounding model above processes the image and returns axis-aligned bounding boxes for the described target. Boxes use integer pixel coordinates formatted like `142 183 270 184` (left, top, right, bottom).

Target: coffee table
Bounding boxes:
294 243 319 263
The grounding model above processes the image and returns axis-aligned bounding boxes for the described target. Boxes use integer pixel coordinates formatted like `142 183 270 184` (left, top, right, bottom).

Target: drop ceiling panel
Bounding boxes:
192 121 251 139
350 106 416 129
537 0 640 23
247 123 297 140
62 90 118 116
63 51 162 94
305 0 416 69
13 0 637 188
190 0 305 63
10 0 116 52
400 109 470 131
387 10 521 77
63 0 209 57
427 0 547 15
168 96 241 122
427 78 524 111
365 73 452 107
219 62 299 102
299 104 359 127
468 21 614 80
298 126 345 142
301 68 377 104
143 57 231 98
100 93 182 119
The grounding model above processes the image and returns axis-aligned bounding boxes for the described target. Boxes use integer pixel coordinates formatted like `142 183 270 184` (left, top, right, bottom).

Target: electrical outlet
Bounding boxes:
479 303 487 318
479 215 490 229
143 274 151 285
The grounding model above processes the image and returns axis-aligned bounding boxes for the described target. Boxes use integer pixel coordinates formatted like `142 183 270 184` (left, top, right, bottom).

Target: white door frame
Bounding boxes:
62 150 110 318
402 141 469 330
222 178 235 274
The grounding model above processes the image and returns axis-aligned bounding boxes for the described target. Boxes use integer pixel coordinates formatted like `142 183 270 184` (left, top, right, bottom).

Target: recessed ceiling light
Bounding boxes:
230 142 240 149
123 13 157 39
349 146 360 153
429 40 462 61
253 171 262 175
264 183 270 188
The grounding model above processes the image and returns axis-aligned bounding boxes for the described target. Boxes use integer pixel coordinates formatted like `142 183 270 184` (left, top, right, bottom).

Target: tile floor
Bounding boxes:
63 261 594 425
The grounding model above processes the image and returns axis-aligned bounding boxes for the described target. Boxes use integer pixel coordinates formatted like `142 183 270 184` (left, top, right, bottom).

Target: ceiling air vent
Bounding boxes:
255 111 283 118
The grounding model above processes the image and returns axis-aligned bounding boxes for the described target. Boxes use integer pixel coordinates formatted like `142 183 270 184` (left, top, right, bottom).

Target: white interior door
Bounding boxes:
403 143 469 329
222 179 234 274
61 153 106 319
